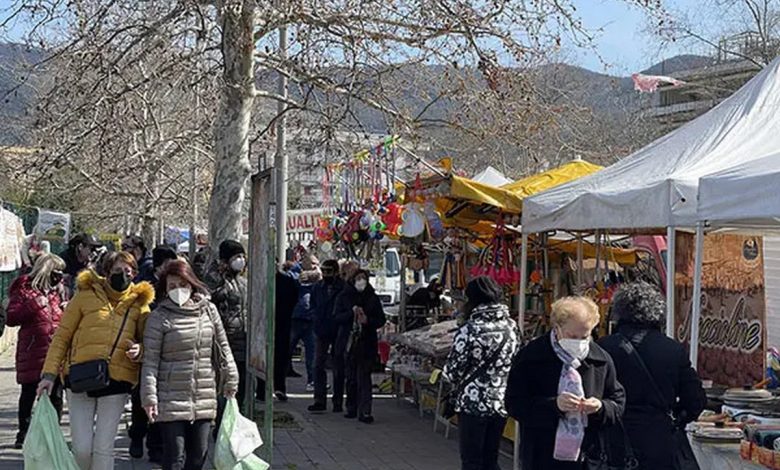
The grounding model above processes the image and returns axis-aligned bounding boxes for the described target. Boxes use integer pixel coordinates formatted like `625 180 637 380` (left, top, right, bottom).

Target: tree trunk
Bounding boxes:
209 0 256 249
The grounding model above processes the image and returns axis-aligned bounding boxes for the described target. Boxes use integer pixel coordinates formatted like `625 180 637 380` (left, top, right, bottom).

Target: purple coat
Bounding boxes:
6 275 64 384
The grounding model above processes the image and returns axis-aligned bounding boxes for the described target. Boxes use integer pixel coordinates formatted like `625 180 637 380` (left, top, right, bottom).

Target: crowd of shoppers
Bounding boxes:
4 226 706 470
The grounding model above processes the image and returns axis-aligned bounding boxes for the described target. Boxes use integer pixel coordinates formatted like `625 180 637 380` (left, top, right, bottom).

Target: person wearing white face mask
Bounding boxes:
506 296 626 470
142 260 238 470
332 269 386 423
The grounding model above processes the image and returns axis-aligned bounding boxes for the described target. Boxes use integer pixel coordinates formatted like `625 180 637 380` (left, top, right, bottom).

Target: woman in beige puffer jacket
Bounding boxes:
141 260 239 470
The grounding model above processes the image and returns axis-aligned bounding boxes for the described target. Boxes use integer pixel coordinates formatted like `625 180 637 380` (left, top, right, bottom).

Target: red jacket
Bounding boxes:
6 275 64 384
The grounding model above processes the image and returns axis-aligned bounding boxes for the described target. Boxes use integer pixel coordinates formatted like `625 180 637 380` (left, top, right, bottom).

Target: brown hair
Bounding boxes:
100 251 138 275
157 259 207 294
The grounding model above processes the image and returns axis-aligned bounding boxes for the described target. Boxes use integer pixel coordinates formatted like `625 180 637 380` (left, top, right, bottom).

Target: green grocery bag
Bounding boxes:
214 398 270 470
23 394 80 470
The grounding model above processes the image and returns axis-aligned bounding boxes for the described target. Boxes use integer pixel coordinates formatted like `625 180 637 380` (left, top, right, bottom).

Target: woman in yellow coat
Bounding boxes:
38 251 154 470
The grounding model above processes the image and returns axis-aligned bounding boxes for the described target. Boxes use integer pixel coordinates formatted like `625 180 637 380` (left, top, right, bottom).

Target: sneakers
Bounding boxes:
308 403 327 413
358 415 375 424
275 391 288 402
305 383 315 392
129 439 144 459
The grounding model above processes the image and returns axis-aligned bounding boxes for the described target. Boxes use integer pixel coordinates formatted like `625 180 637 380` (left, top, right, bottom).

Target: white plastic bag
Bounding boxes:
214 398 269 470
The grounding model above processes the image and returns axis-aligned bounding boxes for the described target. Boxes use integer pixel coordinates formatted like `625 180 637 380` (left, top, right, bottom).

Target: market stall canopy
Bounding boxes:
502 157 602 198
420 174 525 214
698 152 780 232
472 166 512 186
522 57 780 233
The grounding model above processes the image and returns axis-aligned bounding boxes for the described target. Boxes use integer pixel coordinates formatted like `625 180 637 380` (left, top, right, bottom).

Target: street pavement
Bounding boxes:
0 350 513 469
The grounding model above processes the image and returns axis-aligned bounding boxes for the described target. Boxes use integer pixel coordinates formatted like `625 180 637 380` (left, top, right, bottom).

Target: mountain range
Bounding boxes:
0 41 715 145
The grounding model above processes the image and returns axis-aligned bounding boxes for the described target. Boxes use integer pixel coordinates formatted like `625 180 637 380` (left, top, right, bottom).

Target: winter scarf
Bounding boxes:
550 329 587 462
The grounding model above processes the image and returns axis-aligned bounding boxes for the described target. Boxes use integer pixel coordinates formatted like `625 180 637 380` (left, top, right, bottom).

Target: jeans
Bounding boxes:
313 332 347 407
289 320 315 383
159 419 211 470
129 386 162 455
345 357 373 417
67 390 127 470
458 413 507 470
19 379 63 440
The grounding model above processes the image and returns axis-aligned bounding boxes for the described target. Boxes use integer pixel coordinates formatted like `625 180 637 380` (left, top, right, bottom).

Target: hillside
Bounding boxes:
0 43 44 145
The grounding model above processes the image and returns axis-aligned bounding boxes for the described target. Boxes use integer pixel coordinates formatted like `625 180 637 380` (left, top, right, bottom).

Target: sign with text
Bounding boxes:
243 208 324 235
675 232 766 387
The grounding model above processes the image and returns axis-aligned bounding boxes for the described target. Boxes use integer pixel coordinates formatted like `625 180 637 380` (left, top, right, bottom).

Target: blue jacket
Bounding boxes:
311 278 346 338
292 281 316 322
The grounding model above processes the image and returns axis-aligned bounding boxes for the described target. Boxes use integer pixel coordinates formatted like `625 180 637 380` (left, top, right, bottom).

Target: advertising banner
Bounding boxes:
675 232 765 387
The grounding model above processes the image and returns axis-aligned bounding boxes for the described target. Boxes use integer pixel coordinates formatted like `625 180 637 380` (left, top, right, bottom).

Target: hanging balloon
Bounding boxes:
400 202 425 238
321 241 333 253
424 201 444 240
381 203 404 237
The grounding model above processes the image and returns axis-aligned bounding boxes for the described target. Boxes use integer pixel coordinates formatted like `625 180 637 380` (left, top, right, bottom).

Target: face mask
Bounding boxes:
559 337 591 361
230 258 246 273
168 287 192 307
355 279 367 292
109 272 131 292
50 272 64 286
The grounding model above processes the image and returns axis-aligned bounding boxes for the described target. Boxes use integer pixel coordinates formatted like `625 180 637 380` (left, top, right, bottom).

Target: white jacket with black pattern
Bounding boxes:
443 303 520 417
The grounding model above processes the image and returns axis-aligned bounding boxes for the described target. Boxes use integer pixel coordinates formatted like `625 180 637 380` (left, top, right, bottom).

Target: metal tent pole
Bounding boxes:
513 232 529 470
666 227 677 338
690 223 705 368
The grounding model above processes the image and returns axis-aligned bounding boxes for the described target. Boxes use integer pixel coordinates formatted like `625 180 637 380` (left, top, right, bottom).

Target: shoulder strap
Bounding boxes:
454 332 510 394
108 306 132 358
617 333 669 413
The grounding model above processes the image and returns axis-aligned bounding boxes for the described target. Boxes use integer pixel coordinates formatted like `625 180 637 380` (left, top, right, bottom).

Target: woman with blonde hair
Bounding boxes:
7 253 67 448
38 251 154 470
505 296 625 470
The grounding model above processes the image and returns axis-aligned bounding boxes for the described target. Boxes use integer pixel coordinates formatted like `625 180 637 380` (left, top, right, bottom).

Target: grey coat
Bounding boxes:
141 295 239 423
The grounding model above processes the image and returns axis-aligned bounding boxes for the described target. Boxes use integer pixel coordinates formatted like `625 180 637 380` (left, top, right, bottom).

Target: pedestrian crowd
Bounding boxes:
7 231 388 470
445 277 707 470
5 229 706 470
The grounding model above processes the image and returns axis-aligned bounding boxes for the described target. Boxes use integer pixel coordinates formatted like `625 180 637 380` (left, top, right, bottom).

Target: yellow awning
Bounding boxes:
418 174 524 213
502 159 603 197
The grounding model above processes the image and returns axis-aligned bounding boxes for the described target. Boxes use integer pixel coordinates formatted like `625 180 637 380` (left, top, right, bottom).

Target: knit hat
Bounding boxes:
152 245 178 269
219 240 245 261
465 276 503 307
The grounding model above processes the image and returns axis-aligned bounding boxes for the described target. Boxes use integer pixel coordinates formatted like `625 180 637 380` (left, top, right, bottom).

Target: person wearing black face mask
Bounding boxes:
6 253 67 448
308 260 348 413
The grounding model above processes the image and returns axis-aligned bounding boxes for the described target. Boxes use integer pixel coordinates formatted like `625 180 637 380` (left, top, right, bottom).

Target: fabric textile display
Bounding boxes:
0 208 25 272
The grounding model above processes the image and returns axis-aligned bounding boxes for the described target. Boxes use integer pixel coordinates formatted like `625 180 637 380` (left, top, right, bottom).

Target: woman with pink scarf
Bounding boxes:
505 297 625 470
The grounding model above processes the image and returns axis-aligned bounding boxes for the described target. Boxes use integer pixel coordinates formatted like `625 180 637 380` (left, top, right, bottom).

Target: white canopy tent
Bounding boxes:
471 166 512 186
516 58 780 373
698 152 780 231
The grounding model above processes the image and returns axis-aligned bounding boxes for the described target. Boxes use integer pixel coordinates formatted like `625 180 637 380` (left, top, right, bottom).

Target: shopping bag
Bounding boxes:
23 394 80 470
214 398 270 470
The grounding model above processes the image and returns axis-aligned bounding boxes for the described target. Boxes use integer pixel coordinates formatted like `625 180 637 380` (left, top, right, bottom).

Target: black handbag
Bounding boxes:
617 334 700 470
585 429 638 470
69 306 131 394
441 335 509 419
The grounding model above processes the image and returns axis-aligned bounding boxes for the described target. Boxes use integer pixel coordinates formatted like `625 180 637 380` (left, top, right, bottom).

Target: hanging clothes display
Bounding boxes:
0 208 26 272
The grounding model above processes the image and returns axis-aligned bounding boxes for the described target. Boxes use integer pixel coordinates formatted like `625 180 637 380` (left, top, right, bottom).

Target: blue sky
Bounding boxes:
572 0 700 74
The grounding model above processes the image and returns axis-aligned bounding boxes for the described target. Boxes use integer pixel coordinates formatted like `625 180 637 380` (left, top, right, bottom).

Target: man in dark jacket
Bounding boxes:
308 260 348 413
126 244 177 462
599 282 706 470
336 269 386 423
123 235 154 283
271 263 299 401
59 233 101 294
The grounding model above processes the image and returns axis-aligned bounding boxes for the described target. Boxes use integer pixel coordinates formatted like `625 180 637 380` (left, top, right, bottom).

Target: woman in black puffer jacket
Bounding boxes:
332 269 386 423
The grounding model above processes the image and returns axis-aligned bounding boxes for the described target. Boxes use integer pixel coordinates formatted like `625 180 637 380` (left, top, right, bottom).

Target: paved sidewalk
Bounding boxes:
0 350 513 469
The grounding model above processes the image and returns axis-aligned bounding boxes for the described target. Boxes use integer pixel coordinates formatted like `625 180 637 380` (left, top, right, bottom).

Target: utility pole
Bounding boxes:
274 5 289 263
